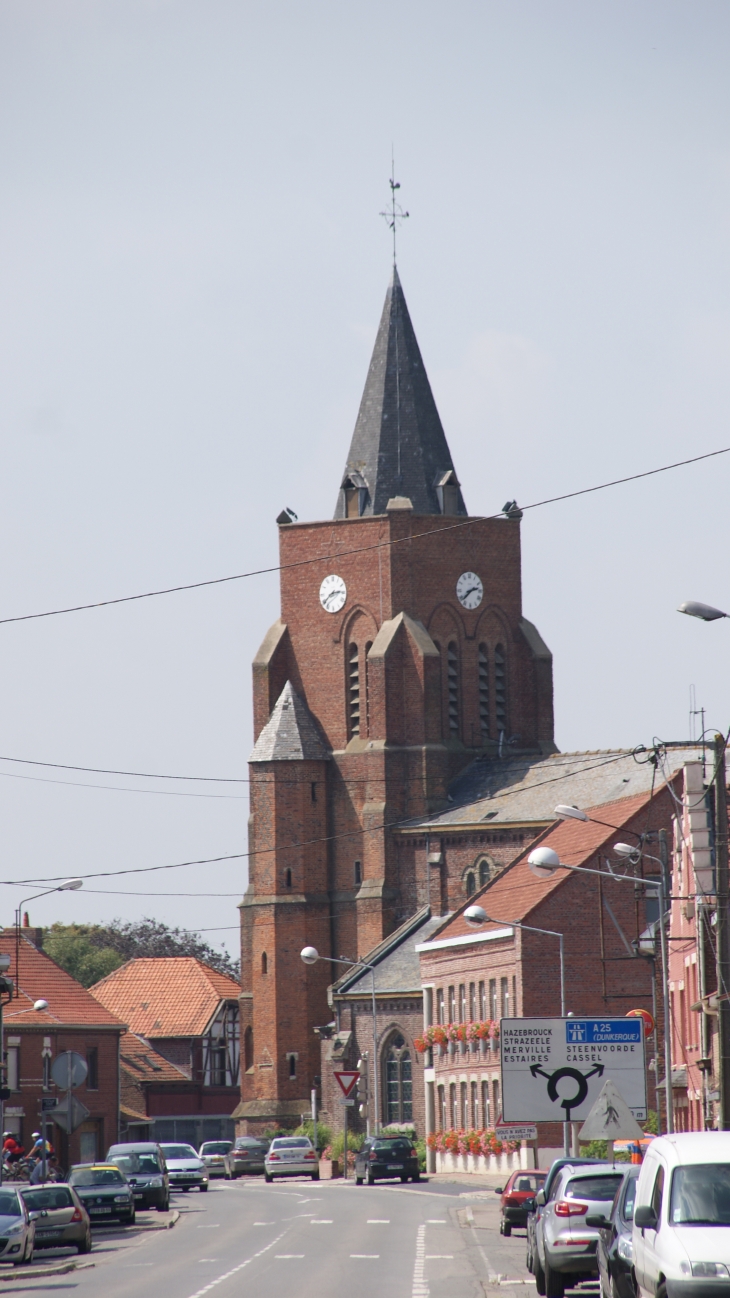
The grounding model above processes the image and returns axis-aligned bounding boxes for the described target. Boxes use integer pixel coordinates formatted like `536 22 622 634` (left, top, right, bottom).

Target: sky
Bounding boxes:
0 0 729 956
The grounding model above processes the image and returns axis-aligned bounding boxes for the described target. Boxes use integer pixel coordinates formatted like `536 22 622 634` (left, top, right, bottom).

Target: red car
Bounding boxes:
496 1169 547 1235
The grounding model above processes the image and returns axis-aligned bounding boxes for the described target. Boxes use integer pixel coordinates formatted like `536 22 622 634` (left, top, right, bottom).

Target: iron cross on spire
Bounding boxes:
380 162 409 264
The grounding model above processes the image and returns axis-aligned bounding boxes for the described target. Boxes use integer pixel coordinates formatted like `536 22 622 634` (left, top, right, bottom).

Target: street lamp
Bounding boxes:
0 955 12 1187
300 946 380 1139
14 880 83 998
678 601 727 622
463 905 566 1016
526 843 673 1133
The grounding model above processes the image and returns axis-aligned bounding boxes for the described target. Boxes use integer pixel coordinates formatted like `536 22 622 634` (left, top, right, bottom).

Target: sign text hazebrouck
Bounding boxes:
500 1017 646 1123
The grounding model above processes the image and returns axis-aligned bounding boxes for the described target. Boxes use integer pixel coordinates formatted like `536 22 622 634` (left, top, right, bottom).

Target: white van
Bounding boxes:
633 1132 730 1298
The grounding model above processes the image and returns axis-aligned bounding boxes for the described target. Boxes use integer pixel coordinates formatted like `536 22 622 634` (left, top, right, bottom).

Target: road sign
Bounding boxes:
51 1052 88 1090
52 1093 90 1134
627 1008 655 1037
334 1070 359 1098
40 1097 58 1112
495 1123 538 1142
342 1098 355 1106
500 1017 646 1123
578 1079 645 1142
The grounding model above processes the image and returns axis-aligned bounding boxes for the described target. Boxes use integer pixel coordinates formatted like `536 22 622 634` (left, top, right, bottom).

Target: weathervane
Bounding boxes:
380 160 409 265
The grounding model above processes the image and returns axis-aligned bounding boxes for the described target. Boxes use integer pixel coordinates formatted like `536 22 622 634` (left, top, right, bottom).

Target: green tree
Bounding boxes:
42 918 239 987
43 925 124 987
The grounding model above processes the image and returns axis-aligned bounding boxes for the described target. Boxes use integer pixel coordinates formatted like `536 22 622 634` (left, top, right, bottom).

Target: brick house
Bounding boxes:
0 930 124 1166
416 789 681 1166
118 1032 193 1141
90 958 241 1147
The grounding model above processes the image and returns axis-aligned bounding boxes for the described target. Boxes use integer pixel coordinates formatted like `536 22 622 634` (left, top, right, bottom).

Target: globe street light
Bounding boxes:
300 947 380 1138
463 905 566 1017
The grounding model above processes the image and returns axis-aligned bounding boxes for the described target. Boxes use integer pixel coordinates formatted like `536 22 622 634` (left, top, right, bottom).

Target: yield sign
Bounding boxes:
334 1070 359 1098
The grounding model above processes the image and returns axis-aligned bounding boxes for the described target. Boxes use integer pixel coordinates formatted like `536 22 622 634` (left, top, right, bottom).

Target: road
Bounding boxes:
8 1175 540 1298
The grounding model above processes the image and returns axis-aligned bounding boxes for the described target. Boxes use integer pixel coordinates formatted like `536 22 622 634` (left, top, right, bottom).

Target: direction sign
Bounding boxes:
500 1017 646 1123
334 1070 359 1098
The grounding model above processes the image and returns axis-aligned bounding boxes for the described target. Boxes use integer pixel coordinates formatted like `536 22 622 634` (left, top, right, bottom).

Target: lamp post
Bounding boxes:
301 947 380 1142
0 955 12 1186
527 842 672 1133
14 880 83 998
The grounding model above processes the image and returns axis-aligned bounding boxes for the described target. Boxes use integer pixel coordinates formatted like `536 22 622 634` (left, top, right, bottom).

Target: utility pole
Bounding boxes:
714 734 730 1128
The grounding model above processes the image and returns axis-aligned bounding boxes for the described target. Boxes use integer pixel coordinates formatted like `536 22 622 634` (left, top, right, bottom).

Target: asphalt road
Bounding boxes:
5 1175 542 1298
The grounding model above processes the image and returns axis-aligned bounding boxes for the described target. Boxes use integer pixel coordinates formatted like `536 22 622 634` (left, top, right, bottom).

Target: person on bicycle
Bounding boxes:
30 1132 52 1157
2 1133 23 1164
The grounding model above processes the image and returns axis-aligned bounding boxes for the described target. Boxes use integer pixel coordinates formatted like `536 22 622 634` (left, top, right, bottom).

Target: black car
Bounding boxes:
105 1143 170 1212
591 1166 639 1298
526 1157 602 1276
354 1136 420 1185
67 1164 135 1225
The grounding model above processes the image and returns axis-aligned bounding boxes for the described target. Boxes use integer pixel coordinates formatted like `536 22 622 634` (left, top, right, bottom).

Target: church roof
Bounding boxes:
331 907 444 998
249 680 330 763
334 268 466 518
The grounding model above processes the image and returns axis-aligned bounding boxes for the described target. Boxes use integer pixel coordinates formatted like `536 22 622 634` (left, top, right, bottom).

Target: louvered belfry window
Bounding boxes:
348 643 360 736
447 642 460 735
494 644 508 735
478 643 490 739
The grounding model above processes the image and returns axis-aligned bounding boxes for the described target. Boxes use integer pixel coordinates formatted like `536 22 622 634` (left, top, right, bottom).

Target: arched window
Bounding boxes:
478 643 490 740
261 952 268 975
447 642 460 736
285 868 292 888
494 644 507 735
348 643 360 736
288 1053 297 1079
384 1034 413 1124
478 857 492 888
465 871 476 897
354 859 362 886
364 641 372 736
244 1026 254 1073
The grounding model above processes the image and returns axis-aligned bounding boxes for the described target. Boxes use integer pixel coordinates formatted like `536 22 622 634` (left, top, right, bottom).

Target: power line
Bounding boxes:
0 446 726 628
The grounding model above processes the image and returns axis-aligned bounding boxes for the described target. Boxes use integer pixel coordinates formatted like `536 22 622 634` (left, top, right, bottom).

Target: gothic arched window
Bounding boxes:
478 643 490 740
477 857 492 888
465 871 476 897
494 644 508 736
447 642 460 736
261 952 268 975
348 643 360 737
384 1033 413 1124
244 1026 254 1073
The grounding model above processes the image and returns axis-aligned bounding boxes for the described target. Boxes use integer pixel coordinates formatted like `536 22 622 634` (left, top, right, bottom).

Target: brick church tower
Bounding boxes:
237 267 555 1129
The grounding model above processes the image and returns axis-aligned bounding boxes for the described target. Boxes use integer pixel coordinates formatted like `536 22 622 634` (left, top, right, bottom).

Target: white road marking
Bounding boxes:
367 1219 390 1224
412 1222 429 1298
426 1254 454 1259
185 1230 286 1298
426 1219 446 1224
197 1224 220 1228
253 1221 275 1225
310 1219 332 1224
350 1254 380 1258
275 1254 305 1259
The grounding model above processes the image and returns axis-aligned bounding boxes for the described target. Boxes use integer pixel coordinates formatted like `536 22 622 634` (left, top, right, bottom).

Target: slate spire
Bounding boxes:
334 268 467 518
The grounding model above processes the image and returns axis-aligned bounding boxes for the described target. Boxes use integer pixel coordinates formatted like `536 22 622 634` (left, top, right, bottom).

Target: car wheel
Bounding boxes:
124 1213 136 1227
400 1174 408 1183
77 1232 92 1254
412 1174 420 1183
502 1221 512 1237
183 1187 190 1192
264 1172 272 1183
367 1172 376 1186
311 1173 319 1181
200 1185 209 1193
356 1176 363 1186
526 1241 534 1273
534 1256 546 1296
544 1259 564 1298
157 1198 169 1213
224 1166 231 1181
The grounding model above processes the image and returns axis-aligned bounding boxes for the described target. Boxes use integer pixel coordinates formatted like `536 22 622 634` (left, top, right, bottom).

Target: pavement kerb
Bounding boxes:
96 1209 180 1233
0 1260 95 1282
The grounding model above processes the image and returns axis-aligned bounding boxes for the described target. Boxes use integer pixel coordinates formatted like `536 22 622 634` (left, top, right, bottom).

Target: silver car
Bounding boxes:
159 1144 209 1192
264 1137 319 1183
0 1187 36 1266
199 1141 232 1179
534 1163 625 1298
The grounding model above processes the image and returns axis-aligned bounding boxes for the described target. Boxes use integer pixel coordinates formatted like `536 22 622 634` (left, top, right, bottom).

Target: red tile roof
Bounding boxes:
427 791 655 943
0 931 123 1029
90 958 241 1038
119 1031 188 1083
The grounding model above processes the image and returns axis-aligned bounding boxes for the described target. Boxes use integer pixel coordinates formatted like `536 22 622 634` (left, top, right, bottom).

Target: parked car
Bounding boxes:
527 1158 602 1275
633 1131 730 1298
354 1136 420 1186
264 1137 319 1182
496 1170 547 1236
0 1187 36 1265
67 1164 136 1226
159 1143 208 1192
592 1166 639 1298
224 1137 270 1179
533 1162 625 1297
106 1142 170 1212
20 1183 92 1255
199 1141 233 1178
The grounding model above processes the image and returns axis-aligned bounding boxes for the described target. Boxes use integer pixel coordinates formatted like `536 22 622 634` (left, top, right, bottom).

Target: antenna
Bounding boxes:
380 156 409 265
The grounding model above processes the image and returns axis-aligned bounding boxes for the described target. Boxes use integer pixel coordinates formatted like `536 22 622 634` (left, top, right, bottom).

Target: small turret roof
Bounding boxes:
249 681 329 762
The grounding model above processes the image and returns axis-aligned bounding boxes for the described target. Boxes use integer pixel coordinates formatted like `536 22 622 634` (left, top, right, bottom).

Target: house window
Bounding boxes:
469 983 476 1021
471 1080 479 1127
436 989 445 1025
204 1002 240 1087
288 1053 297 1080
86 1048 98 1091
447 642 460 736
459 984 466 1023
385 1034 412 1124
500 977 509 1018
478 644 490 740
210 1043 227 1087
244 1026 254 1073
478 858 491 888
354 860 362 886
449 1082 457 1128
465 872 476 897
285 868 292 888
482 1080 490 1128
479 981 486 1020
261 952 268 975
489 980 497 1019
493 1078 500 1123
348 643 360 736
512 976 517 1017
438 1085 446 1130
448 986 456 1022
5 1047 19 1094
311 781 317 802
494 644 507 735
460 1081 468 1128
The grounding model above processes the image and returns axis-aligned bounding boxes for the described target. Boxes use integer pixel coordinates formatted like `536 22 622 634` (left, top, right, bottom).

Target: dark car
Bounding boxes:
592 1166 639 1298
224 1137 270 1179
21 1184 92 1254
105 1143 170 1212
526 1157 602 1276
354 1136 420 1186
67 1164 135 1225
495 1169 547 1235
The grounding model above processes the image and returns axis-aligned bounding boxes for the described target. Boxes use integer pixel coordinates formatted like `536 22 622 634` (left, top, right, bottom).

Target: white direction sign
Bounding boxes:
500 1017 646 1123
495 1123 538 1142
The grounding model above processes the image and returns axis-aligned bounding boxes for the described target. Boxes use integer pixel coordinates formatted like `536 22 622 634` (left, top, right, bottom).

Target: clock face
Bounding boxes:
319 573 347 614
456 571 483 610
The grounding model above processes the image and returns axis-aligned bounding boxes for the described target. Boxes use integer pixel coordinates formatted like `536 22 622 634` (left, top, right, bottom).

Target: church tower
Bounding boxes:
237 268 555 1129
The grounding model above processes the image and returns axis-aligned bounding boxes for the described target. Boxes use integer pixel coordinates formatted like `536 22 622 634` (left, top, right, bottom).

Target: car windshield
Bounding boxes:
201 1143 231 1155
670 1164 730 1225
270 1139 310 1149
236 1138 265 1148
22 1187 74 1210
109 1153 160 1175
70 1167 125 1187
0 1192 21 1218
621 1176 638 1223
372 1140 412 1154
161 1145 198 1160
512 1174 545 1193
565 1174 623 1202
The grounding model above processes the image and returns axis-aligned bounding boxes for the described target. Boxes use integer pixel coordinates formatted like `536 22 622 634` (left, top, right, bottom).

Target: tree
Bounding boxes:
43 918 239 987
